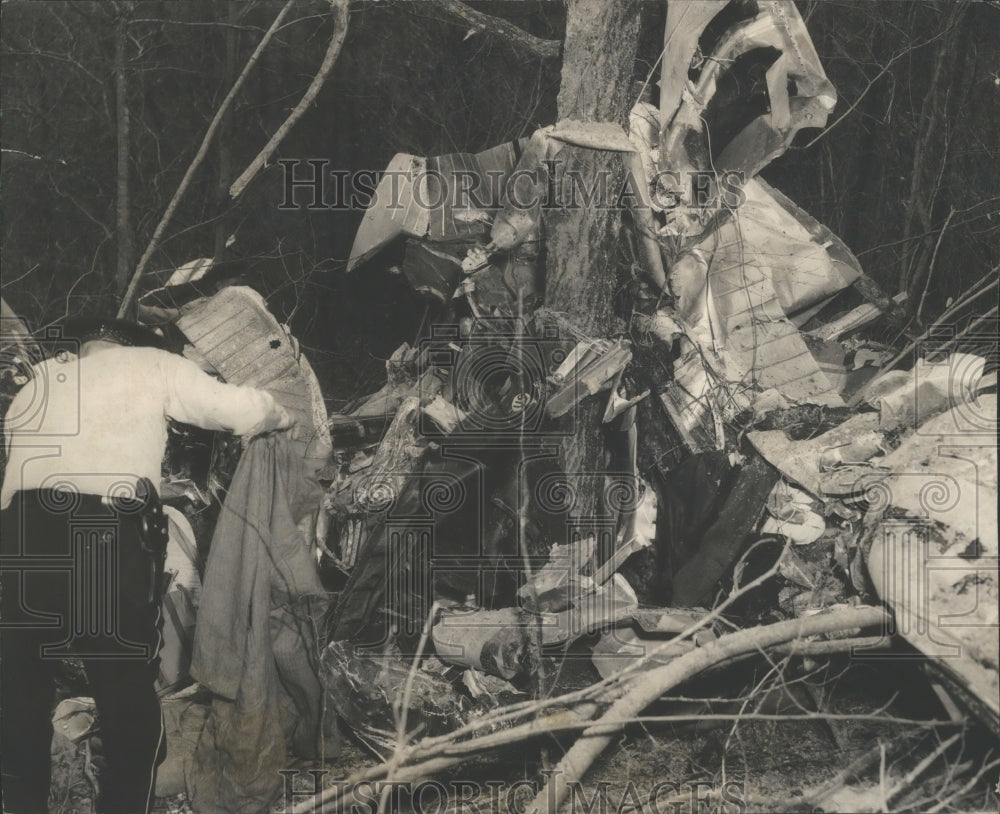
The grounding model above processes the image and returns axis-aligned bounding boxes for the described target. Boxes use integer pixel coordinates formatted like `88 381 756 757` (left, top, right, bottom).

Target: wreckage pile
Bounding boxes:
3 1 994 812
304 1 997 809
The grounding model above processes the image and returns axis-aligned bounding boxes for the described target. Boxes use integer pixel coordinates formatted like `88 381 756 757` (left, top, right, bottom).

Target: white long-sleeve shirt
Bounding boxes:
1 344 290 508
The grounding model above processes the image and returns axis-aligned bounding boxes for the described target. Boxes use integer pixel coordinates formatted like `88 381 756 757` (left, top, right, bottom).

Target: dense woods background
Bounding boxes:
2 0 998 403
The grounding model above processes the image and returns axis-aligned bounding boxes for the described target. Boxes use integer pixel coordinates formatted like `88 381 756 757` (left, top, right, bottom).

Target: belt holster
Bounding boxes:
112 477 169 605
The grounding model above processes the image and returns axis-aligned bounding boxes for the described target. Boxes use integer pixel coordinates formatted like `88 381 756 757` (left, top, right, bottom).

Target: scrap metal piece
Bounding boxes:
663 178 863 435
864 395 998 728
432 607 538 679
347 153 430 271
548 120 636 152
659 0 836 182
545 339 632 419
175 286 332 521
348 141 526 271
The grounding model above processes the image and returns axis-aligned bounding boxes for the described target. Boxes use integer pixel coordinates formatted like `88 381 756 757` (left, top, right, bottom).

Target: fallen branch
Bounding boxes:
288 604 892 813
530 604 891 813
426 0 560 59
774 733 921 813
294 544 790 813
926 754 1000 813
289 703 601 813
116 0 295 318
774 634 891 657
229 0 349 198
297 543 886 814
848 274 999 407
884 732 962 805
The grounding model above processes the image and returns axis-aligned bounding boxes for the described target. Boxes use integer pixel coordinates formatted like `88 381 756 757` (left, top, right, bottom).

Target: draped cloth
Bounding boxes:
189 434 327 813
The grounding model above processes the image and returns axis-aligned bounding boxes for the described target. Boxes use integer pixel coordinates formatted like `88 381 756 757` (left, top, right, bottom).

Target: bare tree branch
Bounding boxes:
426 0 560 59
116 0 296 318
531 605 891 812
229 0 349 199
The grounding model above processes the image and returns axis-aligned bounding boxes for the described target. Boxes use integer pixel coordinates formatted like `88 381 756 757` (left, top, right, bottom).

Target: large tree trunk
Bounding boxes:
542 0 640 539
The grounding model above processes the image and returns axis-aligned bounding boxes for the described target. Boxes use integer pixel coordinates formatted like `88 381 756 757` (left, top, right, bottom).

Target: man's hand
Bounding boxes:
243 403 297 440
273 404 304 440
274 404 294 431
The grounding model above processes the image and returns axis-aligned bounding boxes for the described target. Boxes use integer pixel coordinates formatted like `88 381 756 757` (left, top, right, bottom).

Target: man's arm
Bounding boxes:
162 352 293 436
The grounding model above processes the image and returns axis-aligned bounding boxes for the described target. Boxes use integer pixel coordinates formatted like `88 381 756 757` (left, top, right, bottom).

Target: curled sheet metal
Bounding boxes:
659 0 837 183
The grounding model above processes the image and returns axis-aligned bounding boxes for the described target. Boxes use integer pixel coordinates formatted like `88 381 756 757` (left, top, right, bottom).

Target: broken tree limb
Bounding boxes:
530 604 891 813
300 553 886 813
774 732 923 813
807 292 907 341
290 703 601 813
850 270 914 335
116 0 295 318
884 733 962 806
229 0 349 198
307 556 875 814
426 0 560 59
926 755 1000 814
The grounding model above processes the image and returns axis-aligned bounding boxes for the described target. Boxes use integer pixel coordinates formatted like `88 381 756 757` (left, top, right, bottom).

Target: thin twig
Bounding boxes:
926 755 1000 813
925 305 999 362
797 25 956 152
849 277 998 408
916 207 956 325
229 0 349 198
293 607 891 814
879 741 890 813
884 733 963 804
380 600 440 814
775 734 921 813
116 0 296 317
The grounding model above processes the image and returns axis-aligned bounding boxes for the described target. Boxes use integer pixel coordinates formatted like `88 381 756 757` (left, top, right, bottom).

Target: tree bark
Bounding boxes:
542 0 640 538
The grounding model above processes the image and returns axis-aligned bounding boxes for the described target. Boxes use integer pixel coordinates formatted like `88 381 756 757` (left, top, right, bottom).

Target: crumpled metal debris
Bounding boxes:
658 0 836 190
545 338 632 420
863 394 998 727
761 481 826 545
860 353 988 429
52 697 97 744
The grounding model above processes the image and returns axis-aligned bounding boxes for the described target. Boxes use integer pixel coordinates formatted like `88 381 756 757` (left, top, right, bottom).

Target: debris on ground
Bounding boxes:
6 1 995 812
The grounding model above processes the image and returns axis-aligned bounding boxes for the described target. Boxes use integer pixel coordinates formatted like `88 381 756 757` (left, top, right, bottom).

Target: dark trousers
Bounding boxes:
1 490 166 814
